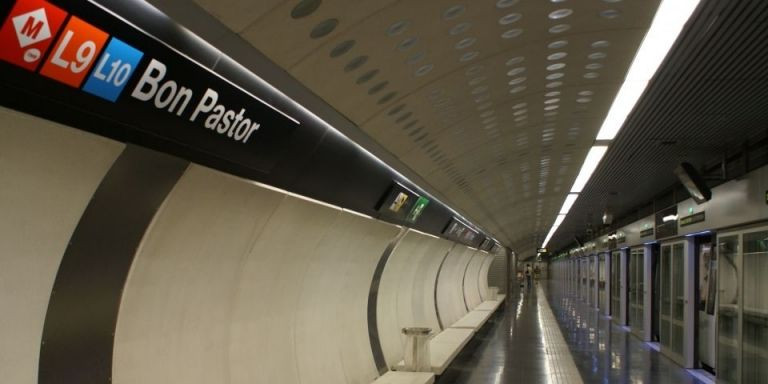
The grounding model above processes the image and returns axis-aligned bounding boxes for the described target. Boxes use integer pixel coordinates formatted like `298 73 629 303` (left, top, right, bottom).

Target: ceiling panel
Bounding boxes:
191 0 663 256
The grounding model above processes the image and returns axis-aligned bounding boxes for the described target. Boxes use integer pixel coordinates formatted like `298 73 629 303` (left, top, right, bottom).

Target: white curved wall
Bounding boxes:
462 253 486 309
376 231 453 367
478 255 494 302
113 165 400 384
0 108 123 384
435 246 476 327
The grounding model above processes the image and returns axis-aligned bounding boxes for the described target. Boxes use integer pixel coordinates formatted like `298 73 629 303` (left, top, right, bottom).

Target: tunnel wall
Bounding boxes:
0 107 125 384
463 253 488 309
0 110 500 384
376 231 454 368
435 246 476 329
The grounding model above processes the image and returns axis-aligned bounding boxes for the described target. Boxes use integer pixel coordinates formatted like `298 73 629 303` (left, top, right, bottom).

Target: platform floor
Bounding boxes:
436 281 706 384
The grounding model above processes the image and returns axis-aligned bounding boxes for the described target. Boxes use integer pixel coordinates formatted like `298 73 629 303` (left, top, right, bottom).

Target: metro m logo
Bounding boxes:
13 8 51 47
0 0 67 71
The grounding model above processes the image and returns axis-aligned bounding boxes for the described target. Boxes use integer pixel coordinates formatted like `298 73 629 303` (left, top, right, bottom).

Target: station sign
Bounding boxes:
0 0 299 173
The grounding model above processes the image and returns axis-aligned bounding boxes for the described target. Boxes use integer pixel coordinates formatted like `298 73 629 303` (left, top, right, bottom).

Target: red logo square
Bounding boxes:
0 0 67 71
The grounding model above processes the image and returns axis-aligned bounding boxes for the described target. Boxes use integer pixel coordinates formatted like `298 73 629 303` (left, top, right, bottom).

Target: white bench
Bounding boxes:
449 309 493 330
474 295 506 312
394 327 474 375
372 371 435 384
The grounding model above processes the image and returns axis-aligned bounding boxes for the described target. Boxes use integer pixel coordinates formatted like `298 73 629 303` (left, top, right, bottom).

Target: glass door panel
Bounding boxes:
671 243 685 357
611 251 620 321
630 248 644 337
589 256 596 305
742 230 768 383
717 235 739 384
599 254 607 311
660 244 672 348
579 258 589 301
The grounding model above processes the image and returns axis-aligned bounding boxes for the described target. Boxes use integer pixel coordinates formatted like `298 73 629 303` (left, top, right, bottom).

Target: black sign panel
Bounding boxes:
0 0 299 174
479 237 494 251
640 228 654 238
680 211 705 227
442 217 479 245
376 182 418 222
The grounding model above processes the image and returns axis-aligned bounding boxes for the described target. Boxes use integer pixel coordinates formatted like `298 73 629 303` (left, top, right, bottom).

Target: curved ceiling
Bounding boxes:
181 0 662 256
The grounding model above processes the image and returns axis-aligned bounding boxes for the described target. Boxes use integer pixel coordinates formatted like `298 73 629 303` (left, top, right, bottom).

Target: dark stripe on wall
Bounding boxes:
477 256 490 301
433 243 457 331
38 145 188 384
367 227 408 374
461 253 474 312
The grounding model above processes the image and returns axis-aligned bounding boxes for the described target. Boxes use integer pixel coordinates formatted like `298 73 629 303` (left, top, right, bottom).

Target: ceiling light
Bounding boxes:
569 145 608 192
559 193 578 214
596 0 699 140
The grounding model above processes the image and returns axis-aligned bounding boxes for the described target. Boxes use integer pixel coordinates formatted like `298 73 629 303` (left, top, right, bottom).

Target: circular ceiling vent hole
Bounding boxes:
310 18 338 39
387 20 409 36
368 81 389 95
329 40 355 58
378 92 398 105
356 69 379 84
443 5 466 20
388 104 406 115
344 55 368 72
291 0 322 19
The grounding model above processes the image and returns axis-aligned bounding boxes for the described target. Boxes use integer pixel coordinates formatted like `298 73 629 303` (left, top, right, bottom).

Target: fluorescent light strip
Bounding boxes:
559 193 579 214
569 145 608 193
596 0 700 140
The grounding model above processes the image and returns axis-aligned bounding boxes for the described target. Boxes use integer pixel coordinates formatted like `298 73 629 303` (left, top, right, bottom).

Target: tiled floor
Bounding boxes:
436 281 706 384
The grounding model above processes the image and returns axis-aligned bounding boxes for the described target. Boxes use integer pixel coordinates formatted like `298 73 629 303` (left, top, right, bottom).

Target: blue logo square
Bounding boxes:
82 37 143 102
